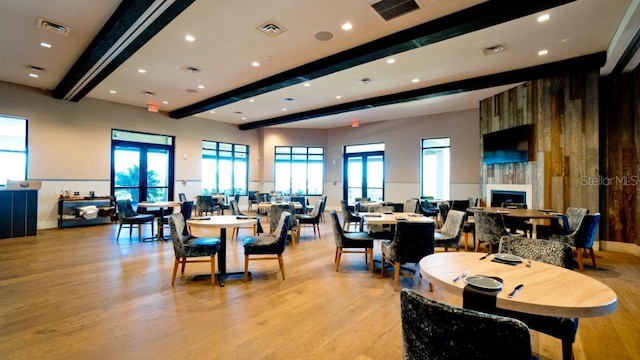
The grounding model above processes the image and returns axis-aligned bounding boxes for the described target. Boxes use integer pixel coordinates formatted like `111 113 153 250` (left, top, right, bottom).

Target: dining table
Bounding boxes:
360 212 434 231
137 201 181 241
256 201 303 214
186 215 259 286
419 252 617 318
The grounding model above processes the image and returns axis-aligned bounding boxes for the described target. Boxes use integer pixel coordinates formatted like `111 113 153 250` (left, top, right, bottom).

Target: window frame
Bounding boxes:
274 146 324 196
420 137 451 200
201 140 249 196
0 116 28 184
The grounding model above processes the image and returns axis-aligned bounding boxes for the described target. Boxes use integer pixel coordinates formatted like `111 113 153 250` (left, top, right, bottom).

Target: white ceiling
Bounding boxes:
0 0 638 129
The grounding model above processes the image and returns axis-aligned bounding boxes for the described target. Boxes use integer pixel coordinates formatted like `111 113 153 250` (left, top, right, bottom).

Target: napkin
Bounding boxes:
462 276 503 312
491 258 519 266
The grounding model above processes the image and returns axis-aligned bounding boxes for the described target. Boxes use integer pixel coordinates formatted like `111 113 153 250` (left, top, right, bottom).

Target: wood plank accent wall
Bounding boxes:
600 70 639 245
479 69 600 234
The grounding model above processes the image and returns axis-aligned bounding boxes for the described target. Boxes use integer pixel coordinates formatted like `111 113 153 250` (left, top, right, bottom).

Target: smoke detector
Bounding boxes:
37 18 70 36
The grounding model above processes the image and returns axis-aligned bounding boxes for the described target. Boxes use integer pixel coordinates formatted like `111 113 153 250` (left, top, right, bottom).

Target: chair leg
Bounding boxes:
393 263 401 291
181 257 187 274
577 247 585 272
589 248 596 268
210 255 216 284
278 254 285 280
116 223 123 242
171 258 179 286
381 256 386 276
335 249 342 272
244 255 250 282
367 248 373 272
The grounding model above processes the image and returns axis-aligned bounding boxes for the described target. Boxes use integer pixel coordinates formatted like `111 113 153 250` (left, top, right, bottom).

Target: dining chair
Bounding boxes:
178 193 187 202
162 200 193 235
500 202 533 237
247 191 259 212
400 289 532 360
115 199 155 242
366 205 395 240
340 199 362 231
536 207 589 239
269 203 299 248
381 220 435 291
297 199 323 239
403 198 419 213
289 195 307 214
544 213 600 272
167 212 221 285
229 199 260 240
329 210 374 272
473 210 511 253
243 211 291 281
496 235 578 360
319 194 328 222
434 209 465 251
194 195 218 216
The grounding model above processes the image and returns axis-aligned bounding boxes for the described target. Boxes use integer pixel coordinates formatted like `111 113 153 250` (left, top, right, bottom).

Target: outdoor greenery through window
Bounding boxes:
421 137 450 200
0 116 27 186
274 146 324 195
202 141 248 195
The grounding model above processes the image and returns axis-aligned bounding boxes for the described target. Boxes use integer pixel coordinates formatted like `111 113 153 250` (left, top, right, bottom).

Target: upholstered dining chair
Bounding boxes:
247 191 259 212
536 207 589 239
297 199 323 239
403 198 419 213
496 235 578 360
544 213 601 272
500 202 533 237
319 194 328 222
229 199 261 240
329 210 374 272
381 220 435 291
434 209 465 251
243 211 291 281
473 210 511 253
269 203 299 248
340 199 362 231
178 193 187 202
162 200 193 235
194 195 218 216
400 289 532 360
418 198 439 220
167 212 221 285
115 199 155 242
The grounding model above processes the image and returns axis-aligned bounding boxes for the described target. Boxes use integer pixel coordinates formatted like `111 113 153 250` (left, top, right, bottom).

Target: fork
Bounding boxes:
453 269 468 282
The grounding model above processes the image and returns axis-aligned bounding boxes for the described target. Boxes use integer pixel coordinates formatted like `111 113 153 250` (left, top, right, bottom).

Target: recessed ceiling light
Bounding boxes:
251 61 260 67
412 78 420 83
40 42 52 48
29 73 39 78
197 85 205 89
386 58 395 64
241 117 247 120
109 90 117 94
185 35 195 42
138 69 146 74
249 99 255 102
282 108 287 111
342 22 353 31
209 110 215 114
336 95 342 99
303 82 311 87
538 49 549 56
537 14 550 23
162 101 168 104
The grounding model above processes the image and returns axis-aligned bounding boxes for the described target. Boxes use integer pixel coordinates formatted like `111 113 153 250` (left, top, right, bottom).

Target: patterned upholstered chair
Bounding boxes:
243 211 291 281
194 195 219 216
269 203 299 248
330 210 374 272
434 209 465 251
167 213 221 285
496 234 578 360
418 198 439 220
297 199 323 239
400 289 532 360
289 196 307 214
229 199 261 240
340 199 362 231
403 198 419 213
247 191 259 212
115 199 155 242
473 210 510 253
545 213 600 272
381 221 435 291
537 207 589 239
367 205 395 240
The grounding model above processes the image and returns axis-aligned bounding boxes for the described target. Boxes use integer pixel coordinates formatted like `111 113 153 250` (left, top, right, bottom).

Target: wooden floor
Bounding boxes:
1 213 639 360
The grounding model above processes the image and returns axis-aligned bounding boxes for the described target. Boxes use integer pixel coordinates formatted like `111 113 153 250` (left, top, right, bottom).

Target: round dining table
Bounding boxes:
420 252 617 318
137 201 181 241
186 215 258 286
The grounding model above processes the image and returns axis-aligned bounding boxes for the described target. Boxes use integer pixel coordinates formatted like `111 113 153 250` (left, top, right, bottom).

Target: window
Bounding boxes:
111 130 174 205
0 116 28 185
274 146 324 195
202 141 248 195
421 138 450 200
344 143 385 203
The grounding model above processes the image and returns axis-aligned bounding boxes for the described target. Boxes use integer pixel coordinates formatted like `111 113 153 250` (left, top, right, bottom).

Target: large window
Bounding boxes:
202 141 248 195
421 138 450 200
343 143 385 203
0 116 27 185
274 146 324 195
111 130 174 205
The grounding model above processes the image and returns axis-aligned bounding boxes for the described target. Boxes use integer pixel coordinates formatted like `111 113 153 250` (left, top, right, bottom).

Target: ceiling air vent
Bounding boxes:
182 66 202 74
257 22 286 37
141 90 156 96
356 77 375 85
37 18 70 36
25 64 46 72
482 43 507 56
371 0 421 22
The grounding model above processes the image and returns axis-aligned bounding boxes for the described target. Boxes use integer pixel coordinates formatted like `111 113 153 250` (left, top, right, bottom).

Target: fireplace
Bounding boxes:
490 190 526 207
485 184 533 209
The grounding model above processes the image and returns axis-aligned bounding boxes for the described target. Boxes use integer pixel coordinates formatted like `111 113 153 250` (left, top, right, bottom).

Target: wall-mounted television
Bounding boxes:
482 124 532 165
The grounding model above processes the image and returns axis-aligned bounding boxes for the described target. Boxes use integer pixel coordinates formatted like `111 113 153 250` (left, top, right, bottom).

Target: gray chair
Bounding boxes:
537 207 589 239
381 220 435 291
269 203 299 248
229 199 261 240
289 195 307 214
496 235 578 360
115 199 155 242
243 211 291 281
178 193 187 202
247 191 259 211
297 199 323 239
473 210 510 253
330 210 374 272
319 194 328 222
194 195 219 216
403 198 419 213
162 200 193 235
167 212 221 285
400 289 532 360
501 202 533 237
545 213 601 272
434 209 465 251
340 199 362 231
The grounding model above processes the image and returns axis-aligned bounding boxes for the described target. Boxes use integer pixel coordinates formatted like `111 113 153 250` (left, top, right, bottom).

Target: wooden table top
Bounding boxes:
472 207 558 219
419 252 617 318
257 201 303 210
361 212 435 225
186 215 257 228
137 201 181 208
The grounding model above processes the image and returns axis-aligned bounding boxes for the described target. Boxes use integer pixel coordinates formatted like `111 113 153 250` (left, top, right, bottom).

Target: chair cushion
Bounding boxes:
186 237 221 247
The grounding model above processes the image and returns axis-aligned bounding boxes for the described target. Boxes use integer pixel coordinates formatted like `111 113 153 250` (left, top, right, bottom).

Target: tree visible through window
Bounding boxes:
421 138 450 200
201 141 248 195
274 146 324 195
0 116 27 185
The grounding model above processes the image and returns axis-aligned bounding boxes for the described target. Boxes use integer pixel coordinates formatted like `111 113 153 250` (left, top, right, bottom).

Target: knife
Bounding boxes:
508 284 524 298
479 253 491 260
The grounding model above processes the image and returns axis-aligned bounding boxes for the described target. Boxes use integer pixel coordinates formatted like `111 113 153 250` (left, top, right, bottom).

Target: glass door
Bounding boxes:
343 144 385 204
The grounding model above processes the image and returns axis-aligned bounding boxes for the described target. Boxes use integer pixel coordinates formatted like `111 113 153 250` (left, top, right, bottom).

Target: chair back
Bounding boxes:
330 210 349 247
178 193 187 202
385 221 435 264
248 191 258 202
271 211 292 253
229 199 242 215
451 199 470 212
270 204 296 232
438 203 450 222
473 210 509 246
400 289 532 360
403 198 419 213
573 213 600 248
289 196 307 213
308 199 322 217
498 236 573 269
195 195 215 213
116 199 137 218
180 201 194 220
168 213 190 258
565 207 589 233
341 199 354 218
319 195 328 213
355 197 370 202
439 209 465 239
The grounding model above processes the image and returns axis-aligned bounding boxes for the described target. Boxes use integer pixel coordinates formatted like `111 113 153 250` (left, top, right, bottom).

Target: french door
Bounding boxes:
343 150 384 204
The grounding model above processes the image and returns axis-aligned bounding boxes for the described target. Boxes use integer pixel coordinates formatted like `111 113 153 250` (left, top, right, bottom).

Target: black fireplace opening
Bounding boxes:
491 190 526 207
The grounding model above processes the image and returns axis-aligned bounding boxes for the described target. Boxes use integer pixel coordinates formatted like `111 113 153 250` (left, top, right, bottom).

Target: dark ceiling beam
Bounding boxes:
611 27 640 75
238 52 606 130
53 0 195 102
170 0 575 119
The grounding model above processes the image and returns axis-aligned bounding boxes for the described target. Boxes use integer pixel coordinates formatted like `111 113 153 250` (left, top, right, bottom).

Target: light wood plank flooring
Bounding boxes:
0 214 638 359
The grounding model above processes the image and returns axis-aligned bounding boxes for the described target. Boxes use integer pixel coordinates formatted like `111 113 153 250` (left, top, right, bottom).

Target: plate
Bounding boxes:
494 253 523 263
465 276 503 291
